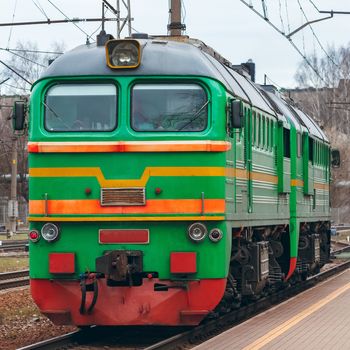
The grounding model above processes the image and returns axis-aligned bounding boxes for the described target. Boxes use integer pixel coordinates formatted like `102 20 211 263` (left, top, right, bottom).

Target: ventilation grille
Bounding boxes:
101 188 146 206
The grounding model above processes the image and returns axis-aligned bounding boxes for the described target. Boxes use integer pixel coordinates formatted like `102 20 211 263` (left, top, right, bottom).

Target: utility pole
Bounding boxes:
168 0 185 36
7 136 18 238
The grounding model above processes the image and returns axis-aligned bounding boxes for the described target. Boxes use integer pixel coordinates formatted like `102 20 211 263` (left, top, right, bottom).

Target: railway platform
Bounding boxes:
194 268 350 350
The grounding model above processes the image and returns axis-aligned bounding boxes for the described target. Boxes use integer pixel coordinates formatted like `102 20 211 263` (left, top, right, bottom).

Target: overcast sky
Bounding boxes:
1 0 350 90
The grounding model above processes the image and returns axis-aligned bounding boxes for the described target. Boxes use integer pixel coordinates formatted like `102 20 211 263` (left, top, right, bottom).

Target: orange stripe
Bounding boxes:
28 215 225 222
291 179 304 187
289 180 329 190
28 141 231 153
251 172 278 184
29 199 225 215
314 182 329 190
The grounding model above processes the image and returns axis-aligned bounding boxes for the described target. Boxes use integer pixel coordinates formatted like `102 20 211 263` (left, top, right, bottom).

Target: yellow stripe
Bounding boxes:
28 215 225 222
29 167 226 188
243 280 350 350
29 166 328 190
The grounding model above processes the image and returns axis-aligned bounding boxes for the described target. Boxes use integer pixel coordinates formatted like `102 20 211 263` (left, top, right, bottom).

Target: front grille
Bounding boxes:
100 188 146 206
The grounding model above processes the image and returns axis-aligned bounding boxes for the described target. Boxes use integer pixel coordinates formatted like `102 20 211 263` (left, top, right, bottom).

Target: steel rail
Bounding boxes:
331 243 350 256
0 269 29 280
0 277 29 290
17 330 83 350
0 270 29 290
0 240 28 252
0 243 28 251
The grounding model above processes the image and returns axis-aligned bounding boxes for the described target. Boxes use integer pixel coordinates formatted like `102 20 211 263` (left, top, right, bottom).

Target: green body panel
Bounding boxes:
302 132 314 195
30 221 230 279
289 124 299 257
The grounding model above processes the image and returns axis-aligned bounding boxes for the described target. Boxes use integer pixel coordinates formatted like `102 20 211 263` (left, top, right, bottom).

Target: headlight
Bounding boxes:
41 223 60 242
188 222 207 242
209 228 223 243
105 39 141 69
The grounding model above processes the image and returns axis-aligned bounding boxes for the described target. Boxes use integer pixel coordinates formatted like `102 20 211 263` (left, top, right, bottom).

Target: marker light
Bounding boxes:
41 223 60 242
188 222 207 242
28 230 40 243
105 39 141 69
209 228 223 243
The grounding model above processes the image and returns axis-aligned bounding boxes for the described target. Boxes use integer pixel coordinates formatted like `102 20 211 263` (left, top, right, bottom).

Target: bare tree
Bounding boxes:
0 41 65 205
0 41 64 94
291 44 350 223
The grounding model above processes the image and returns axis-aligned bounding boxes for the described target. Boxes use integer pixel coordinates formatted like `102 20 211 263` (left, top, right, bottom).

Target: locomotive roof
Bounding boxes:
40 37 328 142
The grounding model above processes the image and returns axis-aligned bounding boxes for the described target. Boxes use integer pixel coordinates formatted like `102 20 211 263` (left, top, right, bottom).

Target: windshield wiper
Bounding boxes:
42 101 70 129
177 99 210 131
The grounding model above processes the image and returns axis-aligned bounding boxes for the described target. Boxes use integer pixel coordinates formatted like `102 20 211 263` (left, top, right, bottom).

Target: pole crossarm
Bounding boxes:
286 13 333 38
319 10 350 15
0 17 118 27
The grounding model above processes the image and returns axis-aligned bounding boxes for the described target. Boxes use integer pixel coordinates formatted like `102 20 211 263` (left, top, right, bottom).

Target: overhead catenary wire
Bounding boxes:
1 48 63 55
32 0 49 20
0 48 46 68
238 0 328 85
297 0 340 69
284 0 291 33
0 60 33 86
0 17 117 28
278 0 285 34
87 6 108 40
6 0 18 49
308 0 319 12
46 0 95 42
3 85 30 94
264 74 284 91
300 5 307 57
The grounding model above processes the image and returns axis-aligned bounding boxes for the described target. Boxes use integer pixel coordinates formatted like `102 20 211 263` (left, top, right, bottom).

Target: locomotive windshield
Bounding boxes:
44 84 117 132
131 84 208 132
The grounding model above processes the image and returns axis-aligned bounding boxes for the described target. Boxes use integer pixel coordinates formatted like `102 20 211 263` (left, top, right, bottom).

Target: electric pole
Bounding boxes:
114 0 132 38
168 0 185 36
7 136 18 238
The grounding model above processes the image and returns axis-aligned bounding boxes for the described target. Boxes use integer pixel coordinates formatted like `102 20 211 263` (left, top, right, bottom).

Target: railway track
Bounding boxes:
331 240 350 256
0 269 29 290
0 240 29 252
18 250 350 350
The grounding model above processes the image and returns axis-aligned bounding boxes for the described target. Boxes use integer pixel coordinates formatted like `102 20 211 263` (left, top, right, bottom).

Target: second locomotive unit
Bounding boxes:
19 32 331 326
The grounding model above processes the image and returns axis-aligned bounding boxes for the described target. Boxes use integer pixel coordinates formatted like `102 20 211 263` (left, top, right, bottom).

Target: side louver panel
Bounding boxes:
100 188 146 206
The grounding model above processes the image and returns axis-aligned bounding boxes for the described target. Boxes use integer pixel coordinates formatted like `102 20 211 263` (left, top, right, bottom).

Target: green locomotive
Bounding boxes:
16 33 331 326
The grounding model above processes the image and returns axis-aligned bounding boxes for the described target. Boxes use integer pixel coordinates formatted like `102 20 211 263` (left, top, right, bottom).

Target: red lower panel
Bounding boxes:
30 278 226 326
49 253 75 274
285 257 297 281
170 252 197 274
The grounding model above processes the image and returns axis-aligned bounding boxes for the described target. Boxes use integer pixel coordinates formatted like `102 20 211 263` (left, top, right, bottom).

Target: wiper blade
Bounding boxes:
177 99 210 131
42 101 70 129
